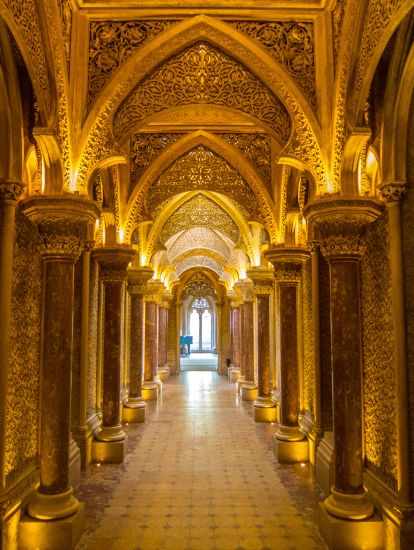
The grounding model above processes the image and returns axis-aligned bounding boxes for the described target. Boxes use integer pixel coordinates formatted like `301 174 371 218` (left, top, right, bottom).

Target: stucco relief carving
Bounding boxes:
160 194 240 244
231 21 316 108
88 20 175 108
113 42 292 143
58 0 72 69
361 213 397 489
146 146 262 221
5 210 41 483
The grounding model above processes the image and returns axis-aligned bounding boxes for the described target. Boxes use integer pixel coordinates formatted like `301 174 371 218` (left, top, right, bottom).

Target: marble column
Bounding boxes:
0 181 24 487
142 281 162 400
231 304 241 371
123 267 153 423
21 196 99 544
305 197 382 524
157 302 170 381
265 247 309 463
92 246 135 463
236 280 257 401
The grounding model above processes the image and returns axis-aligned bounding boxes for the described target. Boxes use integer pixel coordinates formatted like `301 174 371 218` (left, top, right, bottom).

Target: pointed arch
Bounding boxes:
76 15 324 190
125 130 278 243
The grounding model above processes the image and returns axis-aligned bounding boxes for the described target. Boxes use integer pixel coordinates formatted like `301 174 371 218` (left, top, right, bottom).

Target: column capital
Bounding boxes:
127 266 154 295
304 196 383 260
93 245 136 282
21 195 100 259
379 181 407 205
247 267 274 295
264 246 309 283
0 180 25 203
234 279 254 302
144 279 166 304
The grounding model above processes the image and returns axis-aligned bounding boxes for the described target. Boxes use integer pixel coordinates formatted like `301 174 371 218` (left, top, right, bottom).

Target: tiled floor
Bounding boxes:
180 353 218 371
76 372 327 550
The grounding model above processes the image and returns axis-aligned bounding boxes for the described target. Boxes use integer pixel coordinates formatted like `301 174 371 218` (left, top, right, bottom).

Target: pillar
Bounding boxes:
20 195 99 549
305 197 383 548
236 280 257 401
92 246 135 464
229 302 241 382
142 281 163 400
265 248 309 463
248 268 277 423
157 301 170 381
123 267 153 423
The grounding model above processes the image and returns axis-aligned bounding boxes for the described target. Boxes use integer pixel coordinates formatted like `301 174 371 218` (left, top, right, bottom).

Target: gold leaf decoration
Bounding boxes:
88 20 175 108
160 194 240 244
114 42 291 142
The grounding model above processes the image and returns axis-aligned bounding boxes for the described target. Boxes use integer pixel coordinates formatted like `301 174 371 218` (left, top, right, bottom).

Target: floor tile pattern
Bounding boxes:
76 372 326 550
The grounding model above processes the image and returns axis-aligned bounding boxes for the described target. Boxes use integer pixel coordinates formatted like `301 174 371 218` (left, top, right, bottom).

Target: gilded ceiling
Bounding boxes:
113 42 292 141
166 227 231 263
146 146 262 220
176 256 224 277
159 194 240 245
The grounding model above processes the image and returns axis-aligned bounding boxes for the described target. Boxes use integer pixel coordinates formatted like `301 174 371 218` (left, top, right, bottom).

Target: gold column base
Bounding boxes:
19 504 85 550
254 398 277 422
274 428 309 463
26 488 80 521
142 382 160 401
92 438 126 464
123 399 146 423
228 367 240 383
318 501 383 549
240 383 258 402
324 489 375 521
236 376 246 392
157 366 170 382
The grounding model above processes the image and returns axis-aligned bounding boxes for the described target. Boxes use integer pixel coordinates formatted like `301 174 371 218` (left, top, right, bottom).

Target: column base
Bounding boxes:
123 399 146 423
19 504 85 550
95 425 125 442
142 382 159 401
240 383 258 401
254 398 277 422
324 489 375 521
273 427 308 463
318 501 383 550
27 488 80 521
92 438 126 464
157 366 170 382
228 367 240 383
236 377 246 392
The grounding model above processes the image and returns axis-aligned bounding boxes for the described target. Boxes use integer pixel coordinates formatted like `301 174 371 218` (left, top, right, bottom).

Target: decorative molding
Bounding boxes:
113 42 291 143
58 0 72 70
379 182 407 204
230 20 316 108
0 180 24 202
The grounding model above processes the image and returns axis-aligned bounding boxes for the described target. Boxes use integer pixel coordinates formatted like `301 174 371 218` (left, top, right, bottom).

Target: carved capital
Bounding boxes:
234 280 254 302
21 195 100 259
274 264 302 284
307 240 320 254
0 180 25 202
304 197 383 260
93 246 136 283
379 182 407 204
264 246 309 282
128 267 154 295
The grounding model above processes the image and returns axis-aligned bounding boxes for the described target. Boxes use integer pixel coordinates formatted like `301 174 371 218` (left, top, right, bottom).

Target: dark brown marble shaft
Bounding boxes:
330 258 364 494
243 301 254 382
257 294 271 398
129 294 144 399
145 300 158 382
279 284 299 428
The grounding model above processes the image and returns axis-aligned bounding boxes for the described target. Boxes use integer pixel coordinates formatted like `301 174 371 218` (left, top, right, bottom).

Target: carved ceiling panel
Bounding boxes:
113 42 291 142
147 146 262 221
160 194 240 245
332 0 346 63
230 21 316 108
183 273 217 299
88 20 175 108
167 226 231 262
176 256 224 277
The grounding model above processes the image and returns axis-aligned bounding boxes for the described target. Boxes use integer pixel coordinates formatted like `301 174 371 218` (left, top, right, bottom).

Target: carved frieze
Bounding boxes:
183 273 216 299
160 194 239 244
88 20 175 108
231 21 316 108
147 146 262 221
114 42 292 142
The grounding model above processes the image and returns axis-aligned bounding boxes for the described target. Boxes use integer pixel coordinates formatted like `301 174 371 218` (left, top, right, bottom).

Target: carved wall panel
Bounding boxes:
88 20 175 108
160 194 239 244
88 258 99 413
230 21 316 108
5 210 41 484
147 146 262 221
58 0 72 70
302 258 314 416
220 133 272 193
361 213 397 491
113 42 291 142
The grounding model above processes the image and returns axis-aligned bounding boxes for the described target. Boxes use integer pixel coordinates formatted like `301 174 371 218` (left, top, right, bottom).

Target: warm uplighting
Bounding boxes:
117 227 125 243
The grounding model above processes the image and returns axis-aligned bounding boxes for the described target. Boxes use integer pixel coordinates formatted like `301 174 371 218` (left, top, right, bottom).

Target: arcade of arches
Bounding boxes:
1 1 414 549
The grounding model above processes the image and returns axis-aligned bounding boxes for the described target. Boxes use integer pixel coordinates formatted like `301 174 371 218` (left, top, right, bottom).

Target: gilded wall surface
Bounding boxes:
302 258 314 416
361 213 397 490
4 210 41 484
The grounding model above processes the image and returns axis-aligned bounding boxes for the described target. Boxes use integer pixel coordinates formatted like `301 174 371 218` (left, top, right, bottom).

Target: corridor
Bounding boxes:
76 374 326 550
